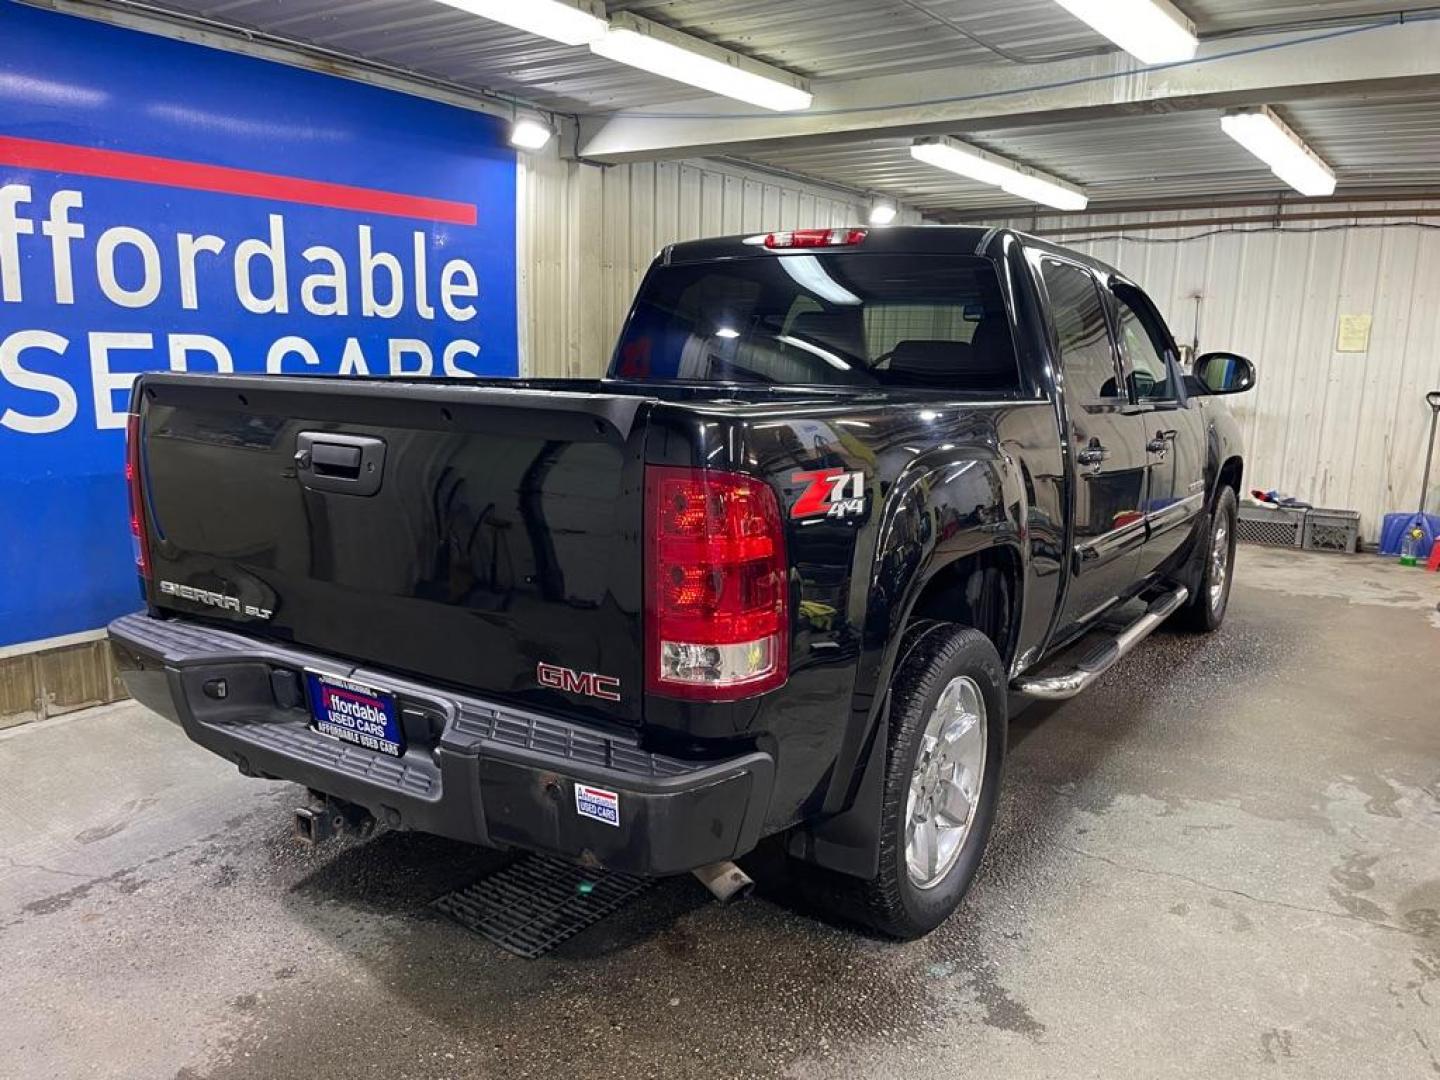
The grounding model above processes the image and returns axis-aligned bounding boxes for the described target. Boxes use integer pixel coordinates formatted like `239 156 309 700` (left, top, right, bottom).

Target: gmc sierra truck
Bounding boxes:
110 225 1254 938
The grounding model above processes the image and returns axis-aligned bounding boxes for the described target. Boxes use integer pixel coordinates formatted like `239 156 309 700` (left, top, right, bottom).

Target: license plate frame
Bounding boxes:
305 671 405 758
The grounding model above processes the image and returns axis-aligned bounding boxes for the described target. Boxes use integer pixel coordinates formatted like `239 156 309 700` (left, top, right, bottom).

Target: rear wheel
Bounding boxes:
850 624 1007 939
1176 485 1238 632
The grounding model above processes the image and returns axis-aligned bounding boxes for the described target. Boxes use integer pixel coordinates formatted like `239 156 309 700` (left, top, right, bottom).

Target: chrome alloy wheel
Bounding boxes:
1209 515 1231 612
905 675 987 889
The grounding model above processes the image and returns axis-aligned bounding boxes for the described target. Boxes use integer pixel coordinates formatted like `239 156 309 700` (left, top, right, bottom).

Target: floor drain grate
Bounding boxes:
434 854 653 958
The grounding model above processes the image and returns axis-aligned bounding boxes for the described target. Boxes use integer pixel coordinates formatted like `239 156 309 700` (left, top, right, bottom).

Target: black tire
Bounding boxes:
851 624 1007 940
1176 485 1238 633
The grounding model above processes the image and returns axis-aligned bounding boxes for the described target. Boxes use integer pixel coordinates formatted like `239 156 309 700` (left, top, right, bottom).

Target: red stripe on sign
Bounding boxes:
0 134 477 225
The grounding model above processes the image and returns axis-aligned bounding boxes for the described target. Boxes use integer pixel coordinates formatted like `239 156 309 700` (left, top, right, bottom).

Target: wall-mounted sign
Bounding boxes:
1336 313 1373 353
0 5 518 646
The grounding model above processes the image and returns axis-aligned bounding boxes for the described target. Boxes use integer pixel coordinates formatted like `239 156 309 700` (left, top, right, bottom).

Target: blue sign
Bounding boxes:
0 5 518 646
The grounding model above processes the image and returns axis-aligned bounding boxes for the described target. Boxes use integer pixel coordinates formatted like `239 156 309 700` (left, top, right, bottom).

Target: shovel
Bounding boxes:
1380 390 1440 555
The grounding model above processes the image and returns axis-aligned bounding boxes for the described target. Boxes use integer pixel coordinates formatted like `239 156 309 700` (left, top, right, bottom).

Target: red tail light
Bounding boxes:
125 413 151 582
644 466 789 700
764 228 867 249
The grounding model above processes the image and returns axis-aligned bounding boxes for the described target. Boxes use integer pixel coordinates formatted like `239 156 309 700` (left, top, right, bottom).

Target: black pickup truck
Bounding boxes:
110 225 1254 938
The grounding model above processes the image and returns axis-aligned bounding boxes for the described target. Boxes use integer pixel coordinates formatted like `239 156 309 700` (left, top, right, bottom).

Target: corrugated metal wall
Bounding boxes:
518 147 917 379
519 155 1438 543
1018 204 1440 541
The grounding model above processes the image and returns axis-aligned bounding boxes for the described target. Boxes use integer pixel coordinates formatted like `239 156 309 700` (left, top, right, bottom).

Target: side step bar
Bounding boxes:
1011 587 1189 700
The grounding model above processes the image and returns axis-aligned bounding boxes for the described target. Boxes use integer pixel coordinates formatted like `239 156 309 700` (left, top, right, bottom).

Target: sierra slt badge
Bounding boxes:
791 468 868 520
536 661 621 702
159 580 272 621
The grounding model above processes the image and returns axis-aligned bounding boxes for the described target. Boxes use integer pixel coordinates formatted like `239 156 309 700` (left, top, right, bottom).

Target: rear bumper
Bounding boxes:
107 611 773 876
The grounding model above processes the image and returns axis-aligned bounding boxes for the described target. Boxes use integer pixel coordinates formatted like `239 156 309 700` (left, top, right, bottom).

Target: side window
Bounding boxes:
1039 258 1122 402
1112 287 1176 402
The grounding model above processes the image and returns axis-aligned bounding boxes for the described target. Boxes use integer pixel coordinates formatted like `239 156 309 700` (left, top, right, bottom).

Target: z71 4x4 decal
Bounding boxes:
791 468 868 520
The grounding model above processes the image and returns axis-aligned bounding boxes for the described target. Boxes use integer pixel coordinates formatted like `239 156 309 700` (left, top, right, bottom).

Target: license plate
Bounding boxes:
306 672 405 758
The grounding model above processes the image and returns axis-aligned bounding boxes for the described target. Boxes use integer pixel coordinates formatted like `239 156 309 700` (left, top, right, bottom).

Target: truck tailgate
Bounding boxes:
136 374 649 725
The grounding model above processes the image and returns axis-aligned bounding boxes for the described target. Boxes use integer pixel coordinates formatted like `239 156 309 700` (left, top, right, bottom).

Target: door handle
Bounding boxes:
1076 441 1109 470
1147 429 1178 454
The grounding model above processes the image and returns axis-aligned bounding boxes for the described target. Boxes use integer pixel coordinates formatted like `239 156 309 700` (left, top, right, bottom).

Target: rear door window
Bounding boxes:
611 254 1019 391
1039 258 1123 402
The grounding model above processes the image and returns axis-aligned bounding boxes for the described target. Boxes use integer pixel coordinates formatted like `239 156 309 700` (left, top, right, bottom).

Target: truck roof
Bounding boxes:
661 224 1122 280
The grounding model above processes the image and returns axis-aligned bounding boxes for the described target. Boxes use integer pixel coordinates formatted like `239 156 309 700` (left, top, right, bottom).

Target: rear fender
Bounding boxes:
787 449 1024 878
857 451 1025 724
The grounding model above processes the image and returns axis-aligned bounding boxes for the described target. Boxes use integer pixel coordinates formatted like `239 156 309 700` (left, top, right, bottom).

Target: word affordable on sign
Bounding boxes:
0 5 518 646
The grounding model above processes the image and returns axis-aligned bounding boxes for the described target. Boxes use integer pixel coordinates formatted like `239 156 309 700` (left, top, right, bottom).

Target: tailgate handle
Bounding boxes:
295 432 385 497
311 442 361 477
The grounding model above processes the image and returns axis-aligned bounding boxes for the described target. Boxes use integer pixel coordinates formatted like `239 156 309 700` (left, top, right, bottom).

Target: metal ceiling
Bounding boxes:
58 0 1440 213
737 94 1440 213
94 0 1432 111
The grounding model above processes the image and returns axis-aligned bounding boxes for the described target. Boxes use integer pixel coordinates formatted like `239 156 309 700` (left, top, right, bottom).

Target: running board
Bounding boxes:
1010 587 1189 700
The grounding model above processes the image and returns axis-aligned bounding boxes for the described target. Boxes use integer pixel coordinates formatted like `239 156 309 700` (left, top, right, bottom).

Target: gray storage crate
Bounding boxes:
1302 508 1361 554
1237 503 1305 547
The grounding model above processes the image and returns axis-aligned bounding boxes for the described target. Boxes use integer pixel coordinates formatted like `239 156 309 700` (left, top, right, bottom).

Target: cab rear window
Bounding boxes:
610 254 1019 391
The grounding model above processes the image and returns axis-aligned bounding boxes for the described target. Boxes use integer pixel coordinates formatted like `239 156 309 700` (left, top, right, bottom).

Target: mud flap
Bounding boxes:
784 696 890 879
784 618 957 879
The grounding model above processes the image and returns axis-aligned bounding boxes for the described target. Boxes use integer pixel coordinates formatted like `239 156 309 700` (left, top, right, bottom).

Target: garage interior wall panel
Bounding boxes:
520 149 882 379
1015 204 1440 541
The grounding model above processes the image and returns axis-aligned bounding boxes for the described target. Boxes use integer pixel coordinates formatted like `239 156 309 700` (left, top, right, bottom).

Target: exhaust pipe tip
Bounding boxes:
692 861 755 905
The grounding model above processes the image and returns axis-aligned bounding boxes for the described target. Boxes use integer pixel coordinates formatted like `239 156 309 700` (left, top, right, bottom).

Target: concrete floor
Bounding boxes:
2 548 1438 1080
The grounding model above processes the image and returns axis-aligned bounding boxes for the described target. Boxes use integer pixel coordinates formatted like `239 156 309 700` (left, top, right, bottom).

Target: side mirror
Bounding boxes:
1194 351 1256 395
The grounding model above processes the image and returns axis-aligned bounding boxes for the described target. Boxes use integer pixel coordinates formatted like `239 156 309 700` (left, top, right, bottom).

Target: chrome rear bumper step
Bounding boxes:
1010 587 1189 700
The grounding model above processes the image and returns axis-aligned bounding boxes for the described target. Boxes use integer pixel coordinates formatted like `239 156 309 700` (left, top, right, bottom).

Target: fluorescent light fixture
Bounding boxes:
714 327 741 339
508 116 555 151
868 199 898 227
910 139 1012 187
910 136 1089 212
433 0 608 46
592 13 813 112
1220 107 1337 197
1050 0 1198 65
999 171 1089 212
776 255 862 305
